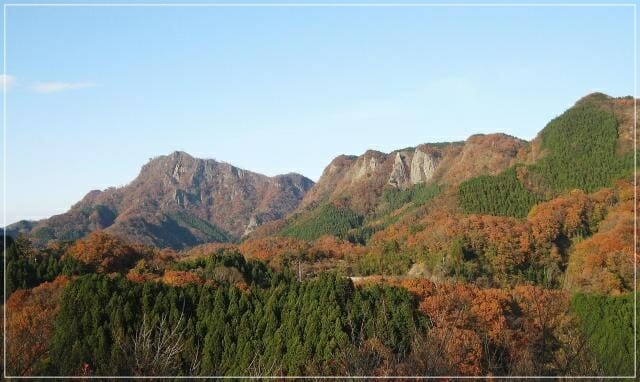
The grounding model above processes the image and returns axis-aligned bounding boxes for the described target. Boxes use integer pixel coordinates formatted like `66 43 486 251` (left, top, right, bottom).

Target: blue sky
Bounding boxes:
0 2 636 225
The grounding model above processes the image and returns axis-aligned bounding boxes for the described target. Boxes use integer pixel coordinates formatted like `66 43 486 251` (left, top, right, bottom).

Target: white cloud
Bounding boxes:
0 74 16 90
32 81 96 94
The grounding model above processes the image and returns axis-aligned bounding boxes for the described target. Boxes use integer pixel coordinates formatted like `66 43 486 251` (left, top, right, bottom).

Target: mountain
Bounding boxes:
7 93 636 250
298 93 637 219
252 92 636 243
298 133 526 215
5 93 638 378
6 151 314 249
265 133 528 241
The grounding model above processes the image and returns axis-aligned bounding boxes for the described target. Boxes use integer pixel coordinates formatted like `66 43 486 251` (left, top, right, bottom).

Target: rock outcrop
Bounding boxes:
298 133 525 214
388 152 411 189
8 151 314 249
410 146 441 184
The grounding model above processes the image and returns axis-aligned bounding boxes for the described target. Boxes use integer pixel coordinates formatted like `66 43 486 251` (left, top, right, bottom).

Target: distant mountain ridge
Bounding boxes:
7 92 636 250
296 93 636 217
299 133 527 215
247 92 637 243
6 151 314 249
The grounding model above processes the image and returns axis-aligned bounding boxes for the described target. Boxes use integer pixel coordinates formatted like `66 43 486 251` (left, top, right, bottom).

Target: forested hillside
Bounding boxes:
3 93 637 377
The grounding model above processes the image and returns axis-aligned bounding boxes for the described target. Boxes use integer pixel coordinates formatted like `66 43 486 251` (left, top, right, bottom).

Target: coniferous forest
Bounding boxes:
3 93 638 377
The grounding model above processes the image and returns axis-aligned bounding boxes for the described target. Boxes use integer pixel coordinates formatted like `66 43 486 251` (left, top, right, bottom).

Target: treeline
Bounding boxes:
39 272 422 376
4 235 86 296
458 103 633 218
531 104 633 193
4 235 635 377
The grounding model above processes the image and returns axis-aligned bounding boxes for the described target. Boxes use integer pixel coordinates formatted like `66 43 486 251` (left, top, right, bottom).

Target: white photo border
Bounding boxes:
2 2 637 379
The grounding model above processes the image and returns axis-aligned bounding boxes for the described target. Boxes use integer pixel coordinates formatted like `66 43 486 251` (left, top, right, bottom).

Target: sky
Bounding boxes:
0 1 636 225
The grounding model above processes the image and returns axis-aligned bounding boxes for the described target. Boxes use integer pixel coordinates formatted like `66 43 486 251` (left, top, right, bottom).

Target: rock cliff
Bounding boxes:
8 151 314 249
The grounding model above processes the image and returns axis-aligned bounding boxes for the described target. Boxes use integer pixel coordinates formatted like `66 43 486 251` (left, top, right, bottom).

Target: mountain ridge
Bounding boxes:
6 151 314 249
6 92 636 251
248 92 636 244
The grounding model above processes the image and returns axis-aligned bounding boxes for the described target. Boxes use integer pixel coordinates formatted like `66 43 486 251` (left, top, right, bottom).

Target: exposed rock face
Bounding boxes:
299 134 525 215
8 151 314 249
388 152 411 189
410 147 441 184
387 147 443 189
243 216 260 237
354 155 379 181
299 154 359 210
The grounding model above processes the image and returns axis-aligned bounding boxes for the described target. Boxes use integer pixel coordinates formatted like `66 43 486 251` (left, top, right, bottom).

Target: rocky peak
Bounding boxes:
410 146 442 184
14 151 314 249
353 153 381 181
388 152 411 189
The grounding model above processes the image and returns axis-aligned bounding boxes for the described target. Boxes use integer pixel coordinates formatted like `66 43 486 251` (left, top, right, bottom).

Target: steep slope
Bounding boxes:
459 93 636 217
298 134 525 216
257 92 636 246
354 93 637 285
7 151 314 249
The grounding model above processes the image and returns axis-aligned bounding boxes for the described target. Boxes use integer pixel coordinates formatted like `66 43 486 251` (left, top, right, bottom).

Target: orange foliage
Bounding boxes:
367 183 624 289
310 235 366 259
384 279 513 375
398 211 533 276
528 189 593 246
6 276 71 376
566 182 637 294
160 270 211 287
234 281 251 294
180 242 238 261
66 231 176 274
126 271 153 283
65 231 143 273
429 327 483 375
239 236 309 261
513 285 569 334
369 277 575 376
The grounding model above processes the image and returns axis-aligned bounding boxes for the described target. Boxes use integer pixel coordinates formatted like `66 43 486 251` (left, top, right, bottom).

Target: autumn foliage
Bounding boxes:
364 179 630 290
238 236 309 261
565 182 637 294
6 276 71 376
161 270 210 287
65 231 144 273
373 277 593 375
